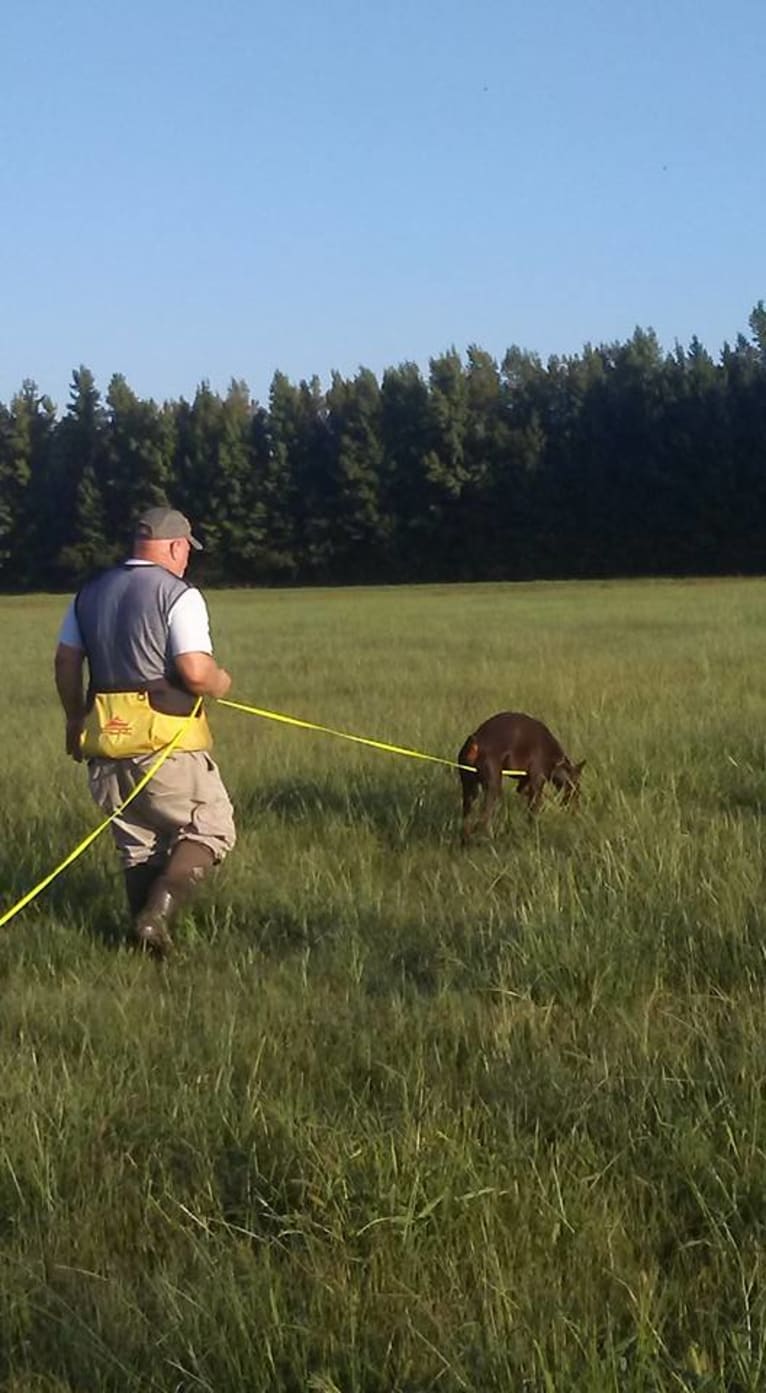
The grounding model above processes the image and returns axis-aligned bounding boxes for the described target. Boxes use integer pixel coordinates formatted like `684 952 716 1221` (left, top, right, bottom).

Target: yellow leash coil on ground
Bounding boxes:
0 699 202 930
217 697 525 778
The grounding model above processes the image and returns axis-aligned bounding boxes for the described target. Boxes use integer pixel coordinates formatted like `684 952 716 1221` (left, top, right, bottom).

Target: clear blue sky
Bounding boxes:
2 0 764 412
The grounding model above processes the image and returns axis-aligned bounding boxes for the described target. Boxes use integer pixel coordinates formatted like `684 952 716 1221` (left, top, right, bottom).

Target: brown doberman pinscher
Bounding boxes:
458 711 584 843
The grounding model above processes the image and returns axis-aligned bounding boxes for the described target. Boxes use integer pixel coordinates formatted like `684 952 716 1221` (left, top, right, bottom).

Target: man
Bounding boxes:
54 506 235 957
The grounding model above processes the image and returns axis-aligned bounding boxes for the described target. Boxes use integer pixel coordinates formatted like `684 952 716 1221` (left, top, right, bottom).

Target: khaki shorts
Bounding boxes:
87 750 236 870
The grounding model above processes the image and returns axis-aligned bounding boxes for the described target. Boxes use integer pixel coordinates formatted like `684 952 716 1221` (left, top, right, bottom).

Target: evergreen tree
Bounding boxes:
461 348 516 578
49 367 114 582
379 362 433 578
214 379 261 579
259 370 303 579
106 374 174 540
0 382 56 586
325 368 386 579
291 376 334 578
1 305 765 588
748 300 766 361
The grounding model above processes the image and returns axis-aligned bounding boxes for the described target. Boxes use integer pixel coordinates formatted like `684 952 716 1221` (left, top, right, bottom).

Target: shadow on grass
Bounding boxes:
236 772 459 848
235 770 580 848
717 791 766 816
0 845 128 951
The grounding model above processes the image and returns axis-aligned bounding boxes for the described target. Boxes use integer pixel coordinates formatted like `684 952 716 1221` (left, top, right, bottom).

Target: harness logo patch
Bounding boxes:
103 716 133 735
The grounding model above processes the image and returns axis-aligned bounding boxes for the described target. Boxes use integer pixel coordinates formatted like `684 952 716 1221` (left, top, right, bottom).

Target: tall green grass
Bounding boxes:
2 579 766 1390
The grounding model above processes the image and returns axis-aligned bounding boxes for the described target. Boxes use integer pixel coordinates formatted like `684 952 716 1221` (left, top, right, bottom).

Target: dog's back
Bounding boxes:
458 711 583 840
460 711 566 775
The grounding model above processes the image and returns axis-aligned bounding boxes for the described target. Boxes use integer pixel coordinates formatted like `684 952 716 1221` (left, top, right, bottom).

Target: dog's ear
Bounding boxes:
574 760 586 774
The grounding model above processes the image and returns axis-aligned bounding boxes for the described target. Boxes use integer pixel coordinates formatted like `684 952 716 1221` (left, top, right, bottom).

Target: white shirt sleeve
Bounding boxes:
57 600 84 649
167 587 213 656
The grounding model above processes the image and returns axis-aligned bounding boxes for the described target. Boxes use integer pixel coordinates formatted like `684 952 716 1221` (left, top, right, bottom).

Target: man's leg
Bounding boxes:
129 751 236 958
87 758 167 927
133 840 215 956
123 862 163 915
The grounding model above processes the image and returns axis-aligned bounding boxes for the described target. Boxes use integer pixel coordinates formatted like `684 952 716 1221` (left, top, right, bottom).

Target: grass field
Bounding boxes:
2 578 766 1392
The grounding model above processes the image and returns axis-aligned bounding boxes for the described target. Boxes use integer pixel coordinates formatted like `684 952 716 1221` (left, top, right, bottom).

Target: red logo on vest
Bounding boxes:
103 716 133 735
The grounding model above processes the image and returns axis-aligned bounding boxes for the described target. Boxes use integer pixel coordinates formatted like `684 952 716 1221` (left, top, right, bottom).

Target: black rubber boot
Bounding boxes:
123 863 162 917
132 841 215 959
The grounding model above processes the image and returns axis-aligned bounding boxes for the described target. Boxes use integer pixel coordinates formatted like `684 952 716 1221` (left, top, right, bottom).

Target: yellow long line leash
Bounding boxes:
1 695 524 930
217 697 525 779
0 699 202 930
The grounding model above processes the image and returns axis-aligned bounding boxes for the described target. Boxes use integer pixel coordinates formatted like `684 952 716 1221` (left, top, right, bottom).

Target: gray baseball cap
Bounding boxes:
134 507 203 550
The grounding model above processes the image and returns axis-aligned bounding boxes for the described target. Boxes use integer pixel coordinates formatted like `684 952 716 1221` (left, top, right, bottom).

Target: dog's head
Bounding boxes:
551 756 585 805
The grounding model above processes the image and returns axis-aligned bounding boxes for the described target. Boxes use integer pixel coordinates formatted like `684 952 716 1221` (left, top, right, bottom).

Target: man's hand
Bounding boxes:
55 643 86 761
65 717 84 762
214 667 232 699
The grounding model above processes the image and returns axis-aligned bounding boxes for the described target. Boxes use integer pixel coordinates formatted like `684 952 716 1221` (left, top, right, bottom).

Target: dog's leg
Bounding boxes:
522 766 546 814
476 762 503 837
460 771 481 844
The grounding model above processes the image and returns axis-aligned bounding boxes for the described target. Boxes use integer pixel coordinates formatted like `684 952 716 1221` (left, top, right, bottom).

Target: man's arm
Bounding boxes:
54 642 86 761
169 589 232 700
173 651 232 700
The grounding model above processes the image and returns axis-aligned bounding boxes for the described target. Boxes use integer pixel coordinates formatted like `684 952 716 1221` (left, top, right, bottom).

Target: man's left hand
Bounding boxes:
65 718 84 761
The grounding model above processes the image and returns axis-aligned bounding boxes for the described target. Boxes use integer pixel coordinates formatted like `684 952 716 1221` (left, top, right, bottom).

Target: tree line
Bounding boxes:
1 304 765 590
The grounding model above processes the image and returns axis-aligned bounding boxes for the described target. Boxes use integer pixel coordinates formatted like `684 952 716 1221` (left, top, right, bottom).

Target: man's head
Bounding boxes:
132 507 202 577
